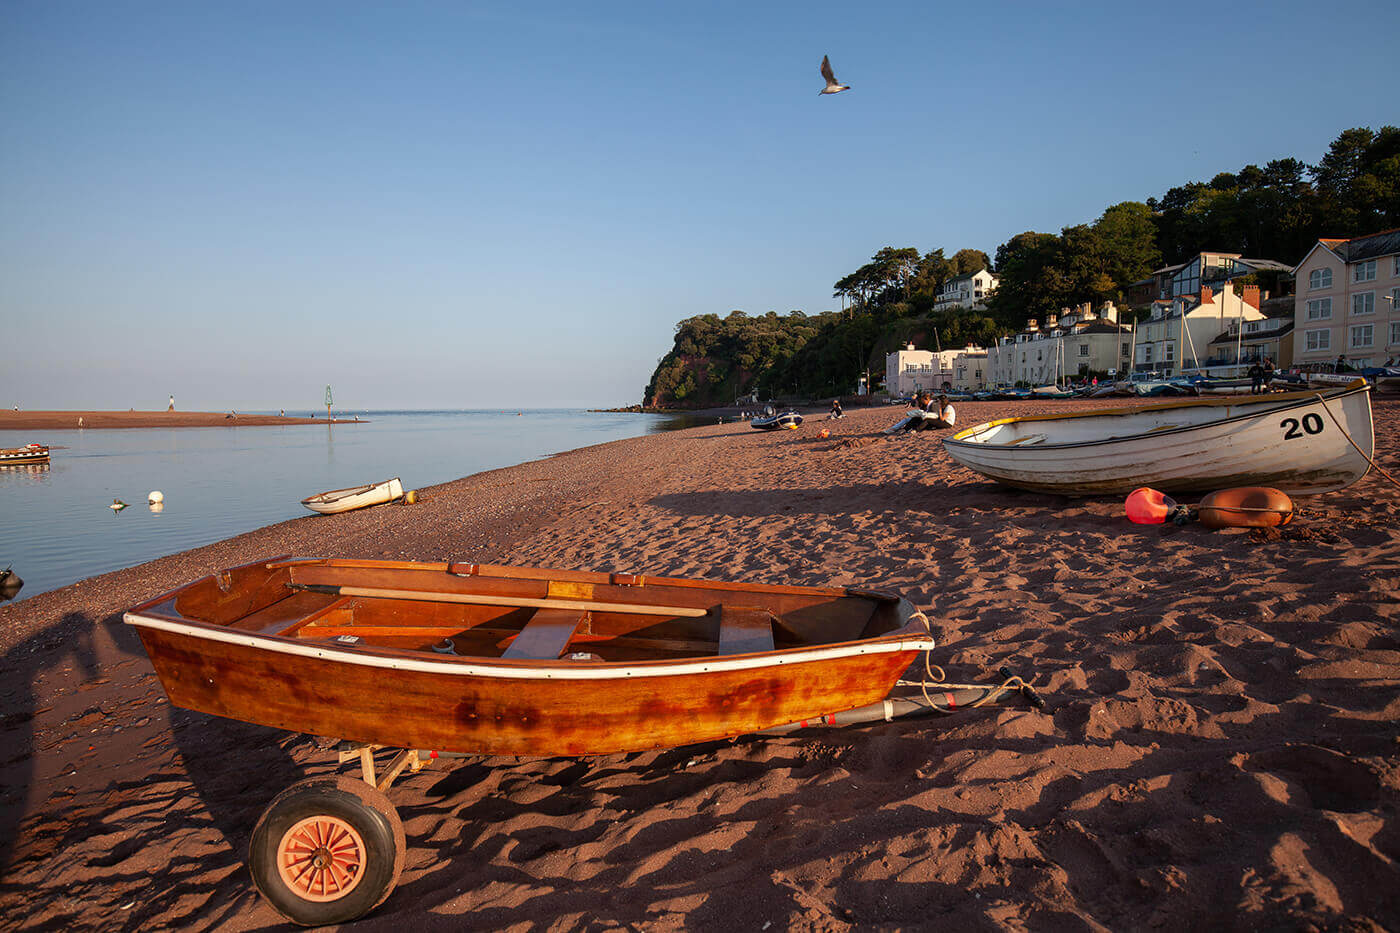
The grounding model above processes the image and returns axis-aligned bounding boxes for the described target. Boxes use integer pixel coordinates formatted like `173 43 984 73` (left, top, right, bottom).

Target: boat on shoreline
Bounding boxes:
751 410 802 430
0 443 49 466
943 381 1374 496
125 557 947 925
302 477 404 514
125 557 936 757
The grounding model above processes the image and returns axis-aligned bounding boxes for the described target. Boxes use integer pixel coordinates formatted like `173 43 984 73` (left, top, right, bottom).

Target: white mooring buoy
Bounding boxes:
148 490 164 504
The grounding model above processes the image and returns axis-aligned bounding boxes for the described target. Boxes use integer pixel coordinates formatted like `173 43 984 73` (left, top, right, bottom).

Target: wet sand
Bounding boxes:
0 410 359 430
1 397 1397 930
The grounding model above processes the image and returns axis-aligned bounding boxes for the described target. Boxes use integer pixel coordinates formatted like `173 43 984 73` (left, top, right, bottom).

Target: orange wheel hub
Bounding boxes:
276 815 367 902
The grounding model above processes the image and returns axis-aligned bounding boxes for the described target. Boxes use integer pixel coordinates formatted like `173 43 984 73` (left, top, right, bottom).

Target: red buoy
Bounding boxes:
1125 487 1176 524
1197 487 1293 529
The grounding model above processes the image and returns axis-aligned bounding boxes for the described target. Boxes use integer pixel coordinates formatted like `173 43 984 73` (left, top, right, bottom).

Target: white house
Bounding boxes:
1292 230 1400 370
1134 285 1265 376
885 343 988 396
985 303 1132 385
935 269 998 311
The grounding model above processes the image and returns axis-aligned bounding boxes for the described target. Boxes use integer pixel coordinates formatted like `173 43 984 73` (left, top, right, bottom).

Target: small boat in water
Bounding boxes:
751 410 802 430
302 477 404 514
943 381 1374 496
0 443 49 465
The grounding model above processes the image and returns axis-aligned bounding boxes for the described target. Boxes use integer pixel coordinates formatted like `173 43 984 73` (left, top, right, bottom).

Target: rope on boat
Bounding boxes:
1312 391 1400 492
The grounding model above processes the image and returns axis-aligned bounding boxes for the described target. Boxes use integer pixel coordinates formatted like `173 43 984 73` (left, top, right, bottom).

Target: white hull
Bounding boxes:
302 477 404 514
942 383 1373 496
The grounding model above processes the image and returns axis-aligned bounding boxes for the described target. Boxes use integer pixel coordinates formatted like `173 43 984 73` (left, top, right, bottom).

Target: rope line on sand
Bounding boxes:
1313 391 1400 492
906 654 1036 715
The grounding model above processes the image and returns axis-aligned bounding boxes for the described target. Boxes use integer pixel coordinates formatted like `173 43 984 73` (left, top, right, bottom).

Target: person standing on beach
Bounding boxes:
168 394 175 411
1262 357 1275 390
1248 360 1264 395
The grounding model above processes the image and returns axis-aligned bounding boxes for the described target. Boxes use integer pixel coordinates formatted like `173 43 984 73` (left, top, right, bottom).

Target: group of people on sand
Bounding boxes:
1246 357 1275 394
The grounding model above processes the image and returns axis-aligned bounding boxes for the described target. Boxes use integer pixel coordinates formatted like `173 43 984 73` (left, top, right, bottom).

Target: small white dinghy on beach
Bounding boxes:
301 477 405 514
942 381 1374 496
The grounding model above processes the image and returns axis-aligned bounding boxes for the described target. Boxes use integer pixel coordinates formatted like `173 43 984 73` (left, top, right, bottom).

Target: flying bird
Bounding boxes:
819 55 849 95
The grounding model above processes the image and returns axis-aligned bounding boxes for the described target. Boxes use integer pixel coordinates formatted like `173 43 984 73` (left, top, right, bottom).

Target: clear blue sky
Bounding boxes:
3 1 1396 410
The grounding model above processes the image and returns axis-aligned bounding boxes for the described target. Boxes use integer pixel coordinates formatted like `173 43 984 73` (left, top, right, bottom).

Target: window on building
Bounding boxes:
1394 256 1400 276
1165 342 1175 362
1143 345 1154 363
1246 321 1261 333
975 369 982 379
1078 344 1089 356
1305 329 1330 351
1351 324 1374 348
1391 321 1400 346
1354 260 1377 282
1309 268 1333 289
1306 298 1332 320
1353 292 1375 315
1121 342 1129 355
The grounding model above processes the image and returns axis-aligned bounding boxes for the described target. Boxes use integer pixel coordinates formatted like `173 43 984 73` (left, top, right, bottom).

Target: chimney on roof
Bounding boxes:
1047 313 1058 327
1242 284 1260 308
1027 318 1038 330
1201 285 1213 303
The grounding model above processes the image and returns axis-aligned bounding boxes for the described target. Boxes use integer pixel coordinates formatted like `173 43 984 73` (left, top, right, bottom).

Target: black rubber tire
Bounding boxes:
249 775 407 926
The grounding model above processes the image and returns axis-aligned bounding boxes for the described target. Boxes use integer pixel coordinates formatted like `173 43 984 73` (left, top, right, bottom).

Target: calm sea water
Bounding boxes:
0 410 704 603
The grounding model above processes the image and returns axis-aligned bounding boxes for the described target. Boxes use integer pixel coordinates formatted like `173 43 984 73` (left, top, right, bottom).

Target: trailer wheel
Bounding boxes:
249 775 406 926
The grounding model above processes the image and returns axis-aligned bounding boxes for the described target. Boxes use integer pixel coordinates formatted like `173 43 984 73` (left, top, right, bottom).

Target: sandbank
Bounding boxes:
1 397 1398 930
0 410 363 430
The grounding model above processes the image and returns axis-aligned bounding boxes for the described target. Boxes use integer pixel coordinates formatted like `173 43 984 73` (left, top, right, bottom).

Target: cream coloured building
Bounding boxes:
1292 230 1400 370
1133 285 1265 376
985 303 1132 385
884 343 988 396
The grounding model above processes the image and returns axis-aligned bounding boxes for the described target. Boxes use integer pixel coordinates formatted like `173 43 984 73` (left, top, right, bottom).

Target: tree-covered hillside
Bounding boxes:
643 126 1399 409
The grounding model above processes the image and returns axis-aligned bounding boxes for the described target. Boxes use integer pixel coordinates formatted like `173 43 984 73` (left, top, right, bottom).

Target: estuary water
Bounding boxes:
0 409 701 603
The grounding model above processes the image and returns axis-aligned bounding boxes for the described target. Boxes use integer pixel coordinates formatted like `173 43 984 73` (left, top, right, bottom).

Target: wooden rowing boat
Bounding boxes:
0 443 49 465
942 381 1374 496
301 477 403 514
125 557 935 757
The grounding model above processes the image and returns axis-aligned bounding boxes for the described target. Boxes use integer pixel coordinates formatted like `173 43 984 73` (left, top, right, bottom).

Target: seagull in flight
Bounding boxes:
819 55 849 95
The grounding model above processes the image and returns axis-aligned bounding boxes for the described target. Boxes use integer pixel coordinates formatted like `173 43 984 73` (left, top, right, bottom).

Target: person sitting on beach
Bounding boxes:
1262 357 1275 389
1248 360 1264 395
925 394 957 430
830 398 844 419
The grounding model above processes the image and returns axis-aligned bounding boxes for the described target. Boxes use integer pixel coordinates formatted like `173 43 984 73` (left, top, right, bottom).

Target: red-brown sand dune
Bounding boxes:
2 397 1398 930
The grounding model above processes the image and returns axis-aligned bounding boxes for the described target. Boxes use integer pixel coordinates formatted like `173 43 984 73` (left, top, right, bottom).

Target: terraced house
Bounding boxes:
1293 230 1400 370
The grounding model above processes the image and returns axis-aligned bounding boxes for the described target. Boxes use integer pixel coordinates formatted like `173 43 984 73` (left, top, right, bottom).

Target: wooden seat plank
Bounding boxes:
718 607 776 656
501 609 587 660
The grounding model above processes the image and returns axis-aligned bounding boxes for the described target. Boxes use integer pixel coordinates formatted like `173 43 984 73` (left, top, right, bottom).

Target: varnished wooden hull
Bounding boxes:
127 559 934 756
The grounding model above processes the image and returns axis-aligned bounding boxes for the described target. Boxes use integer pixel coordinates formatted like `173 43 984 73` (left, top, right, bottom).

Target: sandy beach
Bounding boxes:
1 397 1397 930
0 410 360 430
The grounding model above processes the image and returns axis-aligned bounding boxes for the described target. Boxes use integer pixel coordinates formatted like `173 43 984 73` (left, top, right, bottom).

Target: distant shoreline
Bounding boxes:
0 410 368 430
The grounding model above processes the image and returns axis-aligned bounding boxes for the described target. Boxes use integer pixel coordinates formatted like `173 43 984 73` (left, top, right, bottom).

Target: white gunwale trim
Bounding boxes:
124 613 936 681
